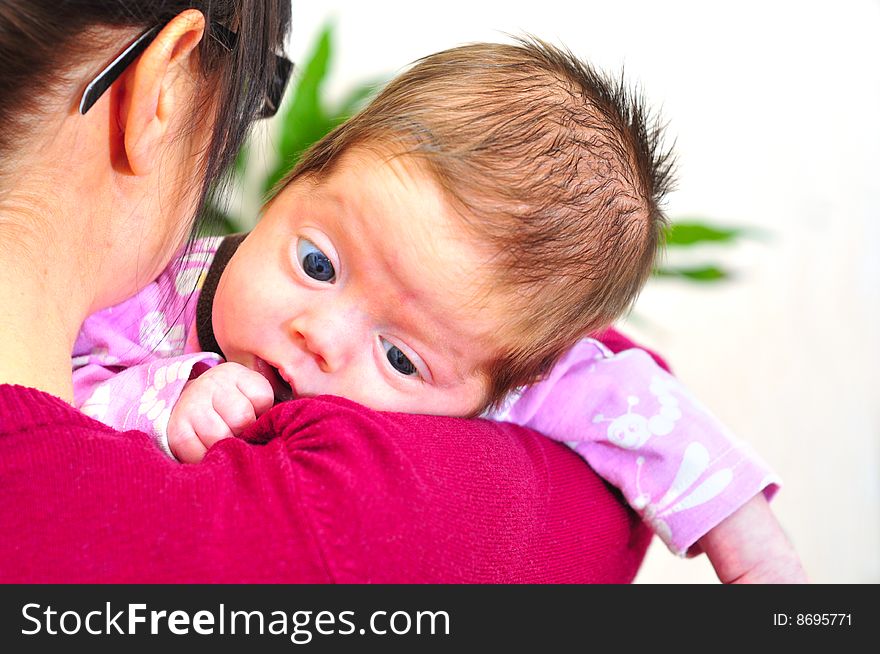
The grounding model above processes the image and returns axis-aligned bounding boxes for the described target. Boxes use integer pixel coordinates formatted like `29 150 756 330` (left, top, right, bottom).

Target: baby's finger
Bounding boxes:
168 421 209 464
187 406 236 448
211 390 257 437
235 371 276 418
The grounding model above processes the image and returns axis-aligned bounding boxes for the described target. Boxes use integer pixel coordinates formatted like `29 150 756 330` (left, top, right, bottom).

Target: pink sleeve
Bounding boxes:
74 353 222 456
487 338 780 555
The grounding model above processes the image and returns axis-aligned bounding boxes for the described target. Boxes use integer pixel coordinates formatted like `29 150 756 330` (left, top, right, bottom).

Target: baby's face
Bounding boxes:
211 148 503 416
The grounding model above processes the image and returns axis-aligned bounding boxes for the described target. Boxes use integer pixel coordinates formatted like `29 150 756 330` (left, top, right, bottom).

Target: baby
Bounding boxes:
74 39 806 582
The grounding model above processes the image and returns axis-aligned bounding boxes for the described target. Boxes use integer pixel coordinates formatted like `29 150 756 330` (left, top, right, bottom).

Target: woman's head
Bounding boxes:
0 0 290 318
0 2 291 307
0 1 290 199
277 38 675 409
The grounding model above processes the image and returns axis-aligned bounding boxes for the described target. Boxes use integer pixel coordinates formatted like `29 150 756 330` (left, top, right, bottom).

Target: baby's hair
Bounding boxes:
281 37 675 412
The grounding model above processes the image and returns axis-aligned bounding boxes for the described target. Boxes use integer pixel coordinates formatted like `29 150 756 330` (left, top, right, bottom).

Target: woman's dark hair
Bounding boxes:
0 0 292 230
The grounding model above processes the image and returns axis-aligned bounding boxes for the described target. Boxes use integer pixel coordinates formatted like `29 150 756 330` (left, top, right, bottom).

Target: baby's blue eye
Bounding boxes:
387 346 417 375
297 238 335 282
381 338 418 376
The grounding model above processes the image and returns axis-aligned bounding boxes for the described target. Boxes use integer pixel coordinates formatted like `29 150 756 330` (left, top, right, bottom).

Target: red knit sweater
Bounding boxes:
0 330 656 583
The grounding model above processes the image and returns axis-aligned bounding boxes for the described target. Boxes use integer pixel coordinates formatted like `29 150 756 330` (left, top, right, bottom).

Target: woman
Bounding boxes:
0 1 649 582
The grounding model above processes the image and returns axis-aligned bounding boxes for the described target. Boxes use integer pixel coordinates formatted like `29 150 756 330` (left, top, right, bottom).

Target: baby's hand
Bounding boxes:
699 493 809 584
167 362 275 463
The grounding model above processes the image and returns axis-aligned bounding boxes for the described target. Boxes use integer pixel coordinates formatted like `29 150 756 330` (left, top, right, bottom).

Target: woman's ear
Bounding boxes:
118 10 206 176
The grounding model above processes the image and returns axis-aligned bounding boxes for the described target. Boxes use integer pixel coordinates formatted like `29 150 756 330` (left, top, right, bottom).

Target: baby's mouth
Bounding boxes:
253 357 295 403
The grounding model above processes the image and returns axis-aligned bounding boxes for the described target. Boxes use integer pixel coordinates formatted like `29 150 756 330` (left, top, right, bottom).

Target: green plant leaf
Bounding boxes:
664 221 743 247
654 265 730 282
263 22 337 193
333 77 385 121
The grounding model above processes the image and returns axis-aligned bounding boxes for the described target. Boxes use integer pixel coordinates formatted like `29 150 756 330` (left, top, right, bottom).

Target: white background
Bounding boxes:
275 0 880 583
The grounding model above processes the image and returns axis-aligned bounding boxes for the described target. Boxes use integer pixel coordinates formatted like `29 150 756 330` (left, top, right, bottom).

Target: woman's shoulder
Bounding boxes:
0 384 105 434
238 396 651 582
0 386 649 582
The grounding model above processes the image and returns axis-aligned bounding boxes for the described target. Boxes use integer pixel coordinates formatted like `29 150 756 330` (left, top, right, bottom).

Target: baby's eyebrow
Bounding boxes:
383 318 455 385
426 325 497 386
406 277 506 368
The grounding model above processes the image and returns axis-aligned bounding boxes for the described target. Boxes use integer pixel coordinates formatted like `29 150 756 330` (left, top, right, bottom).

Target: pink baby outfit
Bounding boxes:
73 236 779 555
72 237 225 457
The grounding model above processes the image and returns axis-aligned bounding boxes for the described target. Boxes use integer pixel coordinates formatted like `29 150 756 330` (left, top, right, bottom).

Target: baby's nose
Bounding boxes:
289 307 364 373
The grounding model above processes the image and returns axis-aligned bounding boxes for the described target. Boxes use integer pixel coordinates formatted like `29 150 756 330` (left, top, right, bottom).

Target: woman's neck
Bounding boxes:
0 193 93 403
0 265 82 403
0 102 167 403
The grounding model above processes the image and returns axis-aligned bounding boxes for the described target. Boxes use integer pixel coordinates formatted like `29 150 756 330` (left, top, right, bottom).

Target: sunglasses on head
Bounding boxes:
79 22 293 119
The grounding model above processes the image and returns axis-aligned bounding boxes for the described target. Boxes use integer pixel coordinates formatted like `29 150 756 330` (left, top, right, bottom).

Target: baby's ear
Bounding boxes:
117 10 206 176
